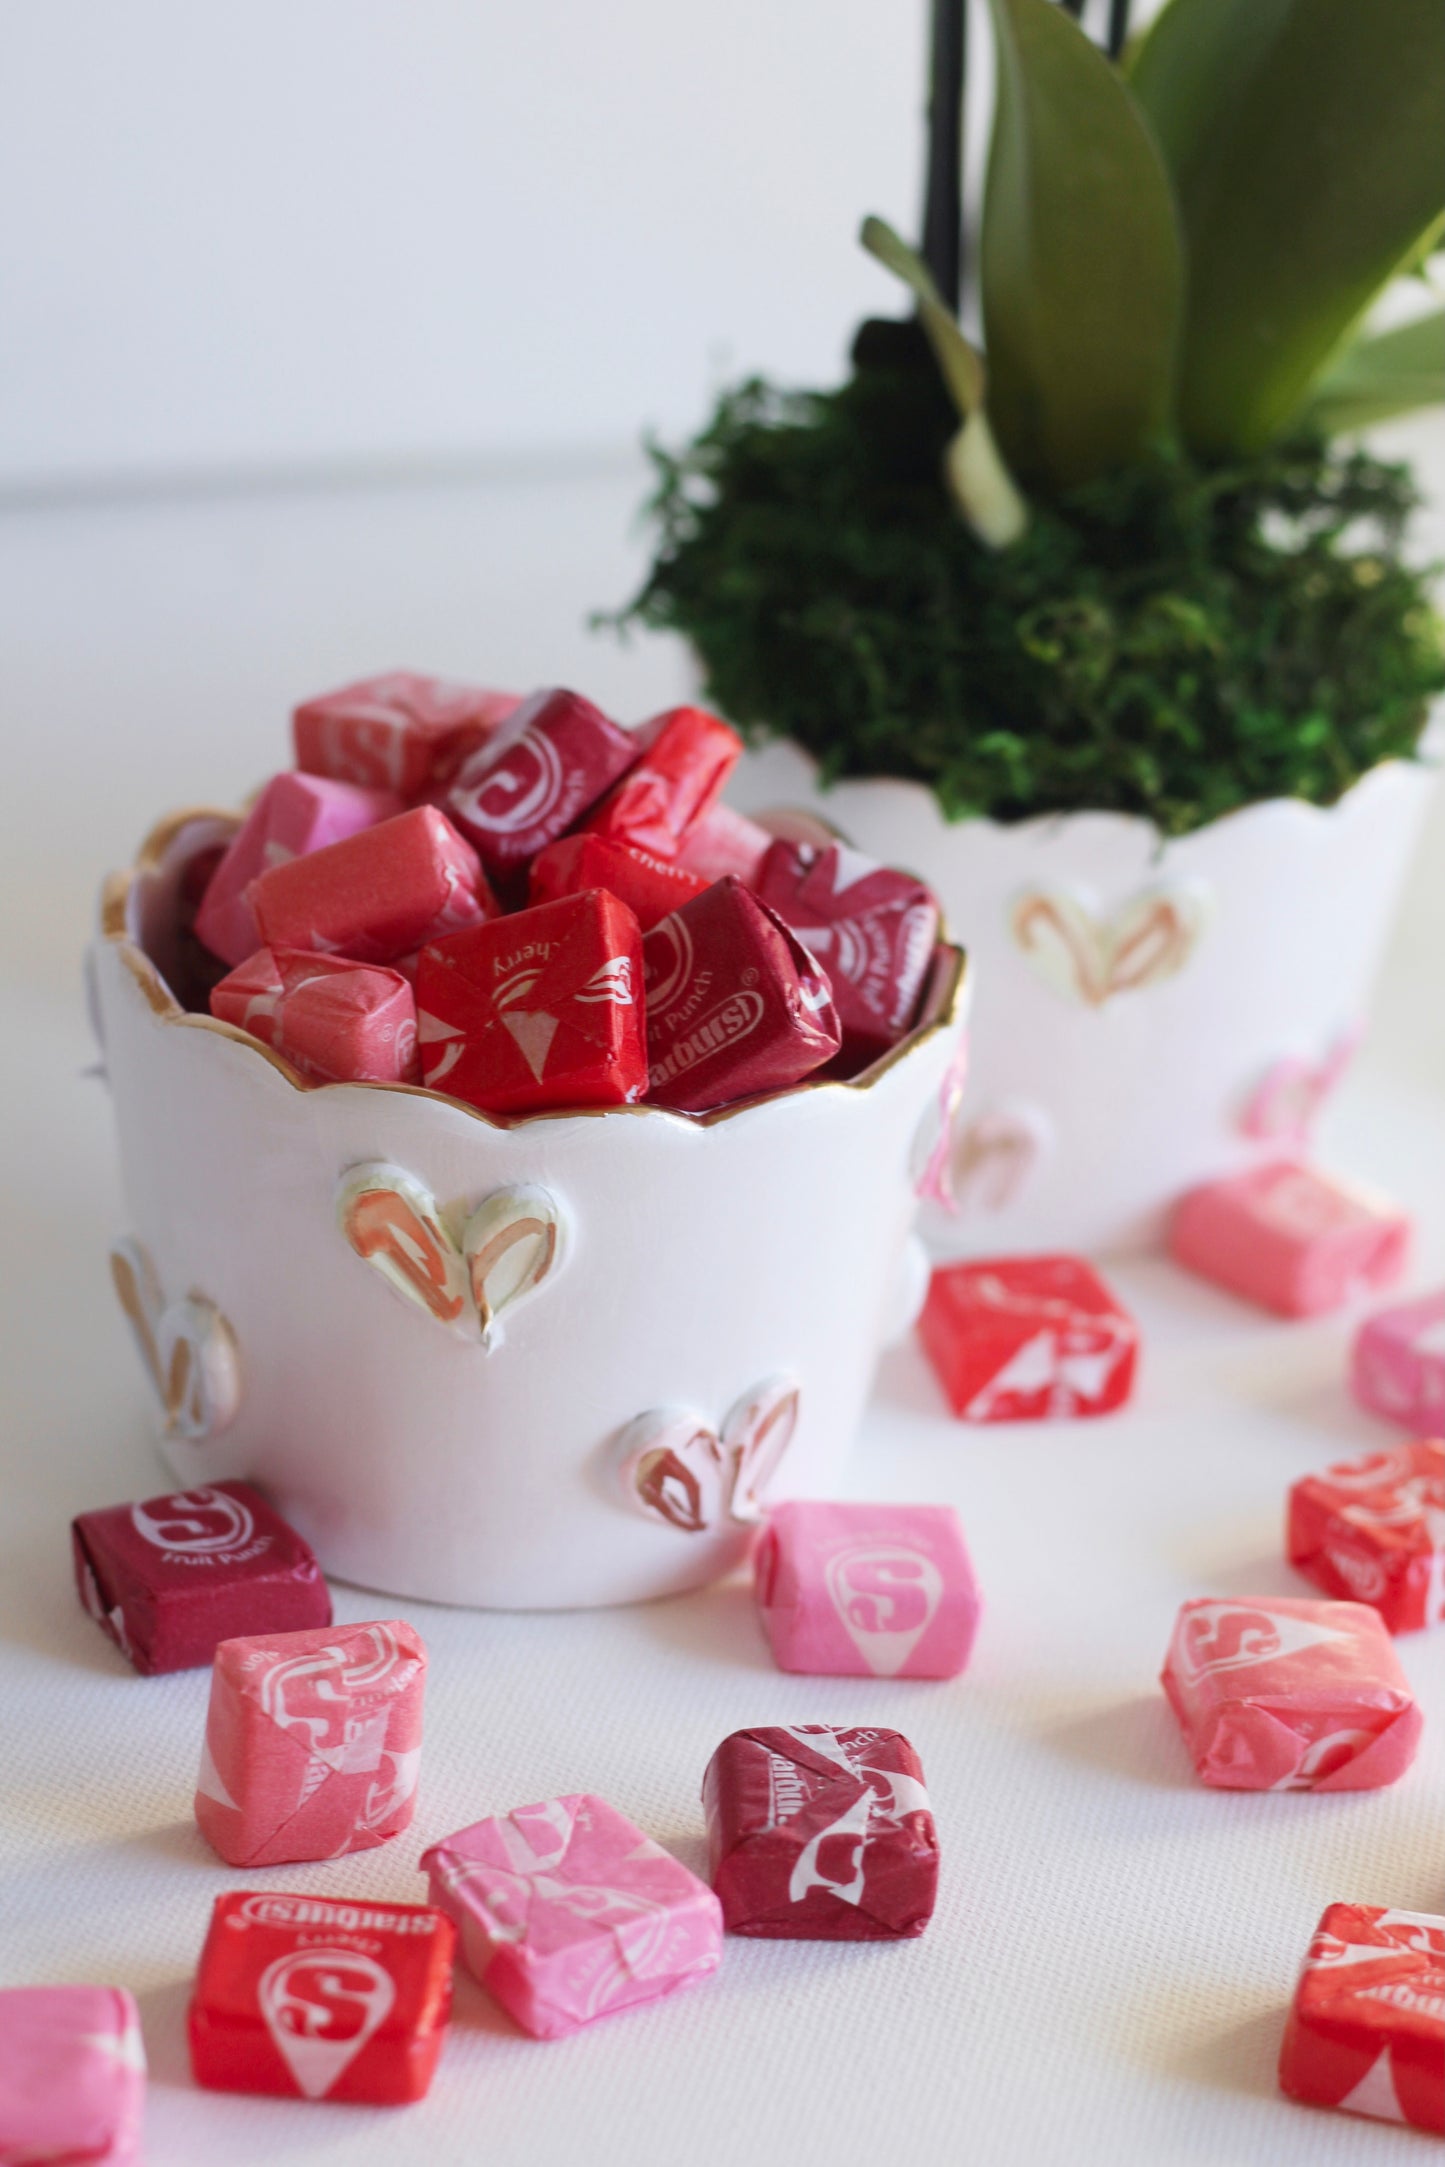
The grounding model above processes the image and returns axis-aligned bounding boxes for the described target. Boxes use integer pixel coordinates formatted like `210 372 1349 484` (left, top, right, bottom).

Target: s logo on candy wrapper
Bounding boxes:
259 1623 411 1777
824 1545 944 1676
131 1487 255 1556
452 729 565 836
258 1947 395 2100
620 1377 800 1533
1176 1601 1351 1681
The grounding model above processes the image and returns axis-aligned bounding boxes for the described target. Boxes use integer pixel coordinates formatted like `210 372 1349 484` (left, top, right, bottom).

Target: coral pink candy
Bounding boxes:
195 1619 426 1868
754 839 941 1068
1169 1160 1410 1317
250 805 496 965
421 1795 722 2039
210 946 419 1085
1352 1288 1445 1432
1160 1596 1422 1791
1279 1903 1444 2132
918 1255 1137 1421
194 771 402 966
71 1479 331 1675
754 1501 981 1678
1287 1441 1445 1634
703 1725 939 1940
444 687 639 885
0 1985 145 2166
294 670 519 798
674 802 773 886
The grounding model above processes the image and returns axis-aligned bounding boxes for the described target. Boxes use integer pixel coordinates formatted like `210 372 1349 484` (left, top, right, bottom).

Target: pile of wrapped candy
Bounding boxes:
180 671 943 1119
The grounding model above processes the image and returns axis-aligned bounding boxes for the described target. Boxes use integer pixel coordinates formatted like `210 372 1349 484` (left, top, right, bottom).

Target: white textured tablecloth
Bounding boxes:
1 468 1442 2164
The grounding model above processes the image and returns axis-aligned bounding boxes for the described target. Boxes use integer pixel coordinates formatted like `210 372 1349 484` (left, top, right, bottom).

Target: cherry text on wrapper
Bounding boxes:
188 1891 456 2104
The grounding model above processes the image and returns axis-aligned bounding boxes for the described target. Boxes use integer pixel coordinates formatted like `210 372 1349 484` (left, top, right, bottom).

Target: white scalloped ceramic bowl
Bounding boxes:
732 727 1439 1256
90 809 967 1609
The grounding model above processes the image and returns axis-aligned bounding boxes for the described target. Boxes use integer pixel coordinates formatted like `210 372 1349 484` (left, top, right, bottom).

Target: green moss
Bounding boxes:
611 357 1445 836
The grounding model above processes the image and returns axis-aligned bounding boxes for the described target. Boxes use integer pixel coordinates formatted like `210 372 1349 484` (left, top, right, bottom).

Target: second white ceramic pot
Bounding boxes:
91 810 967 1610
734 727 1439 1257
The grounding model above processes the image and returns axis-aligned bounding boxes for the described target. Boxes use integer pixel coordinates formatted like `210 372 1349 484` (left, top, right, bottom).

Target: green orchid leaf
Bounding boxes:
1130 0 1445 455
859 216 985 414
980 0 1182 489
1301 309 1445 435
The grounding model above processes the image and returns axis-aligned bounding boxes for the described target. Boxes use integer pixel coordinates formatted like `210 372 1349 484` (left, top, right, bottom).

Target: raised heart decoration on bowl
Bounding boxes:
950 1103 1054 1214
1239 1022 1363 1145
110 1237 241 1441
620 1375 800 1533
335 1162 566 1349
1009 880 1214 1008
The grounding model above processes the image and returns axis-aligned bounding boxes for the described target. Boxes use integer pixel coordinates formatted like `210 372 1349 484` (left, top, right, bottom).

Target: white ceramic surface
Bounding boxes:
90 812 965 1610
734 734 1440 1257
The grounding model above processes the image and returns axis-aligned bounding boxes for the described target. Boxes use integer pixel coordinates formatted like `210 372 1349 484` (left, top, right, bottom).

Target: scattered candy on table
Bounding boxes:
294 670 519 798
1160 1596 1422 1791
444 687 640 885
71 1480 331 1675
0 1985 145 2166
415 888 647 1115
643 875 842 1113
421 1795 723 2039
754 1501 981 1678
210 946 419 1084
195 1619 426 1867
188 1891 456 2104
1278 1904 1444 2133
755 839 940 1069
195 770 402 966
1352 1287 1445 1431
702 1725 939 1940
1287 1441 1445 1633
917 1254 1138 1421
1168 1160 1411 1317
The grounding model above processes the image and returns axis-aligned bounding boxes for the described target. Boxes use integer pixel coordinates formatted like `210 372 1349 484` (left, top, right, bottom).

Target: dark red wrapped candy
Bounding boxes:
71 1481 330 1675
528 831 708 931
754 839 940 1069
444 687 638 886
702 1724 939 1940
643 877 841 1114
415 888 647 1115
189 1890 455 2104
580 703 740 858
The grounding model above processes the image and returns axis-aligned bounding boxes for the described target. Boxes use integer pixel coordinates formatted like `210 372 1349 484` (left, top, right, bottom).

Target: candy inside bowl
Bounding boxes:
91 671 967 1609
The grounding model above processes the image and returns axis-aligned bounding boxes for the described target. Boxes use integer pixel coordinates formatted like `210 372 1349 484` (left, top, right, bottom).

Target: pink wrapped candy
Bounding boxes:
1287 1442 1445 1634
0 1985 145 2166
294 670 519 798
194 771 401 966
754 1501 980 1678
195 1618 426 1868
1169 1160 1410 1317
1279 1903 1444 2133
755 839 940 1069
1352 1288 1445 1433
445 688 639 887
421 1794 722 2039
250 805 496 965
1160 1596 1422 1791
211 946 419 1085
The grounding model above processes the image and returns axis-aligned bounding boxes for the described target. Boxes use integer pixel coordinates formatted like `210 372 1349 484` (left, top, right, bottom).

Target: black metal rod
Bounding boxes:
1107 0 1131 57
920 0 966 314
1059 0 1087 19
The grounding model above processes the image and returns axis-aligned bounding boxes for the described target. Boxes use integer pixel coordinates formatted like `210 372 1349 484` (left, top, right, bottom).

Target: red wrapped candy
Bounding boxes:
195 1619 427 1867
195 771 402 967
189 1890 455 2104
294 669 519 798
580 704 740 858
755 839 940 1068
1287 1441 1445 1634
210 947 418 1085
674 802 772 886
250 805 496 965
643 877 841 1114
918 1255 1138 1421
1279 1903 1443 2132
702 1724 938 1940
529 832 708 931
1160 1597 1422 1791
444 687 639 886
415 889 647 1116
71 1481 330 1676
